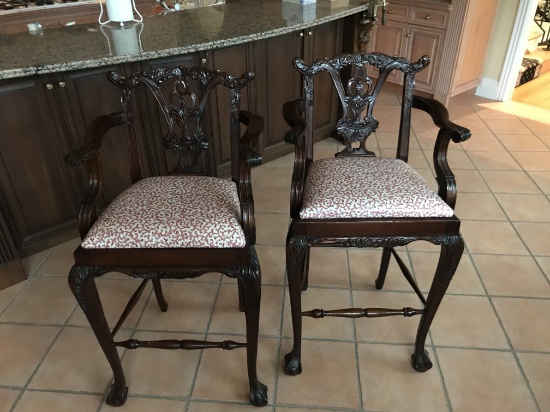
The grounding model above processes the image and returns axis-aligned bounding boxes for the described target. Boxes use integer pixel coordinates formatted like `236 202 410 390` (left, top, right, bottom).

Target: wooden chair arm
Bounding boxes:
236 110 263 244
412 96 471 209
283 98 309 218
64 112 127 239
238 110 263 168
283 98 306 145
412 96 471 143
64 112 127 166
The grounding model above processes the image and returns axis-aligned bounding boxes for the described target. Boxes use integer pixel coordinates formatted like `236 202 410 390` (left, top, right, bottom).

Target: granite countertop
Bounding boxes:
0 0 373 80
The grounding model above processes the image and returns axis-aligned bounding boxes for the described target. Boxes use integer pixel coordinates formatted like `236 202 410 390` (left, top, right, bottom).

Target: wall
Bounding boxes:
481 0 521 81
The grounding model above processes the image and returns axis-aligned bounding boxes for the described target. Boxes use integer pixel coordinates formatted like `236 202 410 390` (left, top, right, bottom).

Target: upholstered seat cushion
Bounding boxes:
300 157 454 219
81 176 246 249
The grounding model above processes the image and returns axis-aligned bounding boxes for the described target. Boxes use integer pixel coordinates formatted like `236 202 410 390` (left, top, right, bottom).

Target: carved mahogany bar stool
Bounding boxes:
282 52 471 377
64 66 268 407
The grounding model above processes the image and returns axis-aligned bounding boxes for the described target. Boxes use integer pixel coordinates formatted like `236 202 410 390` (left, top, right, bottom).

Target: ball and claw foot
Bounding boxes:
249 381 268 407
411 349 433 372
284 352 302 376
106 383 128 406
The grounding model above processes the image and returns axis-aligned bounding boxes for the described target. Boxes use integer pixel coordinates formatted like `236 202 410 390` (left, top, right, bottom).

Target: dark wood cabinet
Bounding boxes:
207 44 253 176
0 75 80 256
307 20 342 140
53 66 135 203
0 63 132 258
255 19 342 164
255 30 304 164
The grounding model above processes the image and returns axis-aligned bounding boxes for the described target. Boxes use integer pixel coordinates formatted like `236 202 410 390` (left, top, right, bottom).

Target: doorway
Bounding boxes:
511 1 550 110
490 0 542 102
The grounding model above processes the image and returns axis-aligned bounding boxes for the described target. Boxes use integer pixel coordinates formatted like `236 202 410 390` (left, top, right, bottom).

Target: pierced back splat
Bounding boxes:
108 67 254 176
294 52 430 158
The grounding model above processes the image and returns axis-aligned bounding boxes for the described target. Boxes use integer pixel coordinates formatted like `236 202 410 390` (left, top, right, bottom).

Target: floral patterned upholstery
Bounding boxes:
82 176 246 249
300 157 454 219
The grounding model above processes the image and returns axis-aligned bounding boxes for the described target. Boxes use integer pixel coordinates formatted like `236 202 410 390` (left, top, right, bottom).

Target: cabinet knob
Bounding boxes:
201 58 207 64
406 33 411 37
426 15 431 19
45 83 53 90
388 9 393 14
58 82 66 88
307 31 312 36
299 32 304 37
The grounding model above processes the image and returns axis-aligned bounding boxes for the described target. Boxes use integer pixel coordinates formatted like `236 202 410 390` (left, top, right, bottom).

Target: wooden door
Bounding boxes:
408 26 444 92
0 76 80 255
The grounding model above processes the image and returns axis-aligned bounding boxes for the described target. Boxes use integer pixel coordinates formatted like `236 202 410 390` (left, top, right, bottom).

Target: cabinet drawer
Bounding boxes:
380 5 408 22
410 9 448 29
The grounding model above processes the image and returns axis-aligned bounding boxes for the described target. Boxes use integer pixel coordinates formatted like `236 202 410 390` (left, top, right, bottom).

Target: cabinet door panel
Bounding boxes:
261 31 302 162
210 44 250 176
0 77 79 251
408 26 443 92
309 20 341 138
370 21 407 84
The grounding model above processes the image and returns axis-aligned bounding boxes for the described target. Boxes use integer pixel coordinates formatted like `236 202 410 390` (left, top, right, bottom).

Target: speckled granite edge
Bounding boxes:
0 4 370 80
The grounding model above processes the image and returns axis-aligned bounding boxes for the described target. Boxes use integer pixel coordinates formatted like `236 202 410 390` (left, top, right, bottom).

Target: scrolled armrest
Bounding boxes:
64 111 126 239
64 112 127 166
412 96 471 143
235 110 263 244
283 98 306 145
412 96 471 210
238 110 263 168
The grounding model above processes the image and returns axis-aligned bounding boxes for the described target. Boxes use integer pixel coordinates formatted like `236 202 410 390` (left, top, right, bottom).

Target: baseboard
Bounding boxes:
475 77 501 101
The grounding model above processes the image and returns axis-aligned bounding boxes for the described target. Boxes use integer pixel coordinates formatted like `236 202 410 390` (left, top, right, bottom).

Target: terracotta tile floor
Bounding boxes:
1 88 550 412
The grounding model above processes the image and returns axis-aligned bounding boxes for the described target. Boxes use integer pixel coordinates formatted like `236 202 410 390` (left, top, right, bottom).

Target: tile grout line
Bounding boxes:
25 244 56 279
472 162 550 289
453 108 550 298
103 282 155 411
444 106 535 411
459 130 543 411
183 273 223 412
8 300 80 412
270 250 288 411
405 244 454 412
345 248 364 411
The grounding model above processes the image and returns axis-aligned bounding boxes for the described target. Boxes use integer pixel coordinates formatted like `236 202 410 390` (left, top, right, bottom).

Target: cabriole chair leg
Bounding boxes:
375 247 392 289
68 266 128 406
239 259 268 406
412 234 464 372
284 235 309 376
152 279 168 312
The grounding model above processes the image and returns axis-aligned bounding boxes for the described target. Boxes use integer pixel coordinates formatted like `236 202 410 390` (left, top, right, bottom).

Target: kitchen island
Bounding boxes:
0 0 371 78
0 0 375 288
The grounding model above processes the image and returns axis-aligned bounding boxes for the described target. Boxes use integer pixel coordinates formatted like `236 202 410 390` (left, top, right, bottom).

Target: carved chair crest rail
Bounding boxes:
281 51 471 377
64 65 268 407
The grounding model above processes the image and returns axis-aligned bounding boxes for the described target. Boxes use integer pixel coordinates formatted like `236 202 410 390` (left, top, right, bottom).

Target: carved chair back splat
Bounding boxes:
64 65 268 407
282 51 471 378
